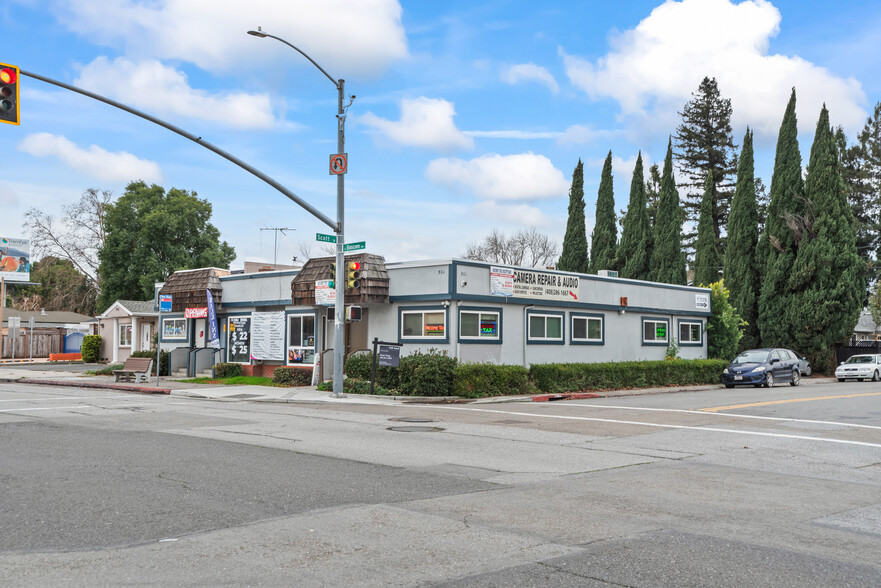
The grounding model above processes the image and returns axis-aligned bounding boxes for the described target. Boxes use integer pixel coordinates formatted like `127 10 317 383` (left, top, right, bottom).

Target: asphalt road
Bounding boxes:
1 379 879 586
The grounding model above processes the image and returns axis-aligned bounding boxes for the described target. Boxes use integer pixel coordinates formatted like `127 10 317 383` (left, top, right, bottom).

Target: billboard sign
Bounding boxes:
0 237 30 282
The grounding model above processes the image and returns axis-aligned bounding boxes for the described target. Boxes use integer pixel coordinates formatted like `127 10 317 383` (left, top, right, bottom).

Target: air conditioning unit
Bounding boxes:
597 269 619 278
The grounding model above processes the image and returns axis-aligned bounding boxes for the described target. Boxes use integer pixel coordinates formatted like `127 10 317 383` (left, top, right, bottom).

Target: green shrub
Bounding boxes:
213 362 243 378
453 363 531 398
88 363 123 375
130 350 169 375
81 335 102 363
272 366 313 387
345 352 400 389
529 359 729 393
398 349 457 396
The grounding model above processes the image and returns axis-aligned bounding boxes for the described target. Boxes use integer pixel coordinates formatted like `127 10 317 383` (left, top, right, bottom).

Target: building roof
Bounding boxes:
2 308 93 326
854 311 880 333
118 300 156 314
158 268 229 311
292 254 390 305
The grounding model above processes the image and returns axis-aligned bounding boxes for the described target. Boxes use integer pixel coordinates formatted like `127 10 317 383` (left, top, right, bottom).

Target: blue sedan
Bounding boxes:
722 348 802 388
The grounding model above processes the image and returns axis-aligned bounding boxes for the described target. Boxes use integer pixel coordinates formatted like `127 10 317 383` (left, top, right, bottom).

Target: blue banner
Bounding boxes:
206 289 221 349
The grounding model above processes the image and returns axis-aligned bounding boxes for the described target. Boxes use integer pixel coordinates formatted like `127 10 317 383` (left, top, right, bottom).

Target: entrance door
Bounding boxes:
195 318 206 347
141 324 152 351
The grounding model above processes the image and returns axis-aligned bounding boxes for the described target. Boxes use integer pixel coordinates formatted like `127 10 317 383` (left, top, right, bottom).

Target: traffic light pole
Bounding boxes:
333 79 346 398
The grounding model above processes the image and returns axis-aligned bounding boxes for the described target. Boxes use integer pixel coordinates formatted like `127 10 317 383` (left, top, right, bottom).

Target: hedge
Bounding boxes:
453 364 531 398
272 366 313 387
81 335 102 363
213 362 243 378
130 350 169 375
528 360 729 393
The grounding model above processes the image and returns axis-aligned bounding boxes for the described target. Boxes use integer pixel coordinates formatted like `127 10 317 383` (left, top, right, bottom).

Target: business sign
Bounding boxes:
491 267 579 302
0 237 30 282
159 294 172 312
227 316 251 363
695 293 710 310
250 311 285 361
184 307 208 319
206 289 220 349
315 279 336 306
378 344 401 367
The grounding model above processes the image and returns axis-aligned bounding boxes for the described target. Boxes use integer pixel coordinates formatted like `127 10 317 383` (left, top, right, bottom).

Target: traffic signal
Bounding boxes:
327 262 336 288
346 261 362 289
346 306 362 322
0 63 20 126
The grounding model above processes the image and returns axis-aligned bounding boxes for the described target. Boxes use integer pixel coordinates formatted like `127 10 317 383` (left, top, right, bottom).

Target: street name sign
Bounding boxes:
343 241 366 252
316 233 337 243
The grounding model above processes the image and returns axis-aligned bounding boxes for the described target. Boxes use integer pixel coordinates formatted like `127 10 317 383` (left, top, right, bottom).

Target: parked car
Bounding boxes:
798 356 811 377
722 348 802 388
834 354 881 382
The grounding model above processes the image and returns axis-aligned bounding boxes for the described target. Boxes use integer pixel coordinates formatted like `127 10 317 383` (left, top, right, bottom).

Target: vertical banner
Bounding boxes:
206 289 220 349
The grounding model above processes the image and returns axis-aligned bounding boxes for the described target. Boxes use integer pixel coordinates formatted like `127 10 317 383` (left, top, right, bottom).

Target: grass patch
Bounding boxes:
176 375 278 386
86 364 124 375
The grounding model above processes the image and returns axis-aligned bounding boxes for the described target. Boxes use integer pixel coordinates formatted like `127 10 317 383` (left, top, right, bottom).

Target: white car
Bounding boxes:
835 354 881 382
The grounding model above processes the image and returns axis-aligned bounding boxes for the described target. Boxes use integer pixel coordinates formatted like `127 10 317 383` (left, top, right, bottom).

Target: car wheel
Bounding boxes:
764 373 774 388
725 384 735 389
804 365 811 377
838 378 845 382
790 370 800 386
873 371 880 382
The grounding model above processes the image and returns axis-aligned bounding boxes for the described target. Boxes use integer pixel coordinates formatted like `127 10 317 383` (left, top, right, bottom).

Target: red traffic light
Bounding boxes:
0 68 16 85
347 261 361 271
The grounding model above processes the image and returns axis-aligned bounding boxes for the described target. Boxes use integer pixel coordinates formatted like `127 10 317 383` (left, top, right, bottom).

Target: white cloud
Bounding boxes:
361 97 474 151
561 0 866 136
425 152 569 200
465 130 561 140
18 133 163 183
75 57 275 129
472 201 553 228
500 63 559 94
53 0 408 78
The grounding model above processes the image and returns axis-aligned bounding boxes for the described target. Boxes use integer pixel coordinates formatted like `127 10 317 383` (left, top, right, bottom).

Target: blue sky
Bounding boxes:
2 0 880 269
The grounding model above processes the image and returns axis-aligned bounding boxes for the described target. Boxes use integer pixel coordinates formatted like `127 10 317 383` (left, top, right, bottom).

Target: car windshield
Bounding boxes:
733 350 770 364
844 355 875 364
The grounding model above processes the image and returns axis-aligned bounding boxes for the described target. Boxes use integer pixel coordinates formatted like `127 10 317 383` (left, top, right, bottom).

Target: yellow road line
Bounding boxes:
700 391 881 413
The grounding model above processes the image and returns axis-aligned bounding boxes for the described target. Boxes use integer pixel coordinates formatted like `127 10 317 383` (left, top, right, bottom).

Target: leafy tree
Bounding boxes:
787 106 863 373
97 181 235 311
758 89 803 349
651 139 687 284
706 280 744 360
589 151 618 273
617 152 651 280
24 188 112 293
14 256 97 316
557 159 589 273
674 77 738 251
693 171 722 286
462 228 559 268
724 128 760 350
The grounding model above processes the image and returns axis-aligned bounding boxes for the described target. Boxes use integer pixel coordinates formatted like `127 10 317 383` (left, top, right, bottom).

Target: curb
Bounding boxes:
532 392 601 402
13 378 171 395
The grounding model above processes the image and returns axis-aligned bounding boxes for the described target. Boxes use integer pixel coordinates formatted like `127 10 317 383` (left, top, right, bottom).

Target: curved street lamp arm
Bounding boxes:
250 31 340 89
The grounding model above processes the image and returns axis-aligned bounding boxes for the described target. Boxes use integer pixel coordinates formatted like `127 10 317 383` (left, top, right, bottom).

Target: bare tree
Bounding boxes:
295 239 337 263
24 188 113 290
462 228 559 268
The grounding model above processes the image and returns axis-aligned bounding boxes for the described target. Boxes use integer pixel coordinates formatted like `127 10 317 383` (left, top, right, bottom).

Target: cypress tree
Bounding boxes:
787 106 863 372
758 89 803 348
589 151 618 273
617 152 651 280
651 139 687 284
724 128 760 350
693 172 722 286
557 159 589 273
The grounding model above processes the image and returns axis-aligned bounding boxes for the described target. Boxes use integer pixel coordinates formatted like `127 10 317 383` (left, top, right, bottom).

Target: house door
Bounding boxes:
141 324 152 351
195 318 206 347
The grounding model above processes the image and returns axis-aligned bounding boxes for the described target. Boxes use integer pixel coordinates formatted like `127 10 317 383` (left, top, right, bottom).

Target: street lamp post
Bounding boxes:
248 28 350 398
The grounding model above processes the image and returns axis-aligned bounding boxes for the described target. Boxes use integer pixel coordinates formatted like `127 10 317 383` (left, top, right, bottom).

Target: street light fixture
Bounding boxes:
248 27 352 398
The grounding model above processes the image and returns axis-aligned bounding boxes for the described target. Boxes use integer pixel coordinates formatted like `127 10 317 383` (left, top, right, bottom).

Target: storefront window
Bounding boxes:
119 324 132 347
288 314 316 364
162 317 187 340
460 310 500 340
401 310 446 338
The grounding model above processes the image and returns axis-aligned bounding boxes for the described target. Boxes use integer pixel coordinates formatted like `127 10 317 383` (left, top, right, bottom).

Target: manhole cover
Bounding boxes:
389 417 435 423
386 426 445 433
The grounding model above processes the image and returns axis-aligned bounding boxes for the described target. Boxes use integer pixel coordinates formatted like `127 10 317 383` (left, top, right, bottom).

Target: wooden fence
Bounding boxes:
1 329 64 359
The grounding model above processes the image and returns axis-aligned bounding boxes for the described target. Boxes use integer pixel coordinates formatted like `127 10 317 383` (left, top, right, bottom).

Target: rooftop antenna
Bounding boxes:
260 227 295 267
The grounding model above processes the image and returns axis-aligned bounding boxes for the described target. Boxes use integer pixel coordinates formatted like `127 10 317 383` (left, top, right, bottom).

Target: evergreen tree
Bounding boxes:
557 159 589 273
675 77 738 252
645 163 662 228
758 89 803 348
589 151 618 273
835 127 874 303
651 139 687 284
617 152 651 280
724 128 760 350
693 172 722 286
787 106 863 373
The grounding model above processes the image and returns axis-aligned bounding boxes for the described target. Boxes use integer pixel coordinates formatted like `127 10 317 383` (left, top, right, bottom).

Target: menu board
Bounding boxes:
250 311 286 361
227 316 251 363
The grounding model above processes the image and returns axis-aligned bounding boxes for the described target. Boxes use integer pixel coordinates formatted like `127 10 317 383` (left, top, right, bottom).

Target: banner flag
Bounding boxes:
206 289 221 349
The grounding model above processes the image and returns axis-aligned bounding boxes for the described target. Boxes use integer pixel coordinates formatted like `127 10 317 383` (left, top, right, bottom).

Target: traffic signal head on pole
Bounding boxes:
346 261 361 289
0 63 20 126
327 262 336 288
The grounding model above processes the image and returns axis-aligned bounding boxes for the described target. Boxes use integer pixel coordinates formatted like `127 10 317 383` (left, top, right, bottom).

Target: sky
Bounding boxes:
2 0 880 270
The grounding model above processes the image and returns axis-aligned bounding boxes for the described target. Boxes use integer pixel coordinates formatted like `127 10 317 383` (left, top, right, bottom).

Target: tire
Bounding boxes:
764 373 774 388
790 370 800 386
838 378 846 382
873 371 880 382
725 384 735 389
804 366 812 377
753 384 762 388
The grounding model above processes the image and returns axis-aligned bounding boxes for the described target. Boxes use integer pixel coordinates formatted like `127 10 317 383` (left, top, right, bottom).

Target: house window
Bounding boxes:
119 324 132 347
528 313 563 342
162 318 187 340
643 318 669 344
572 315 603 343
402 310 446 339
287 314 316 365
460 310 500 340
679 320 702 345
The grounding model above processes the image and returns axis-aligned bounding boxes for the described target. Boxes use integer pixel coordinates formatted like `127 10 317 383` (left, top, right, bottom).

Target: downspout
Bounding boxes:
523 305 535 368
452 300 459 363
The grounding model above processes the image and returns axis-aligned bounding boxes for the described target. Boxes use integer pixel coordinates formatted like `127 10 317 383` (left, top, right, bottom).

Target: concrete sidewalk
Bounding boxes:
0 362 838 405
